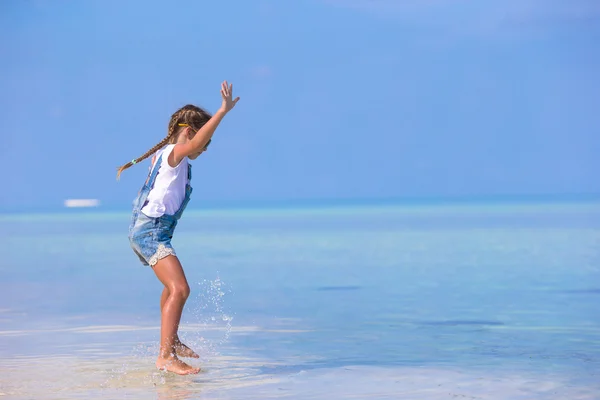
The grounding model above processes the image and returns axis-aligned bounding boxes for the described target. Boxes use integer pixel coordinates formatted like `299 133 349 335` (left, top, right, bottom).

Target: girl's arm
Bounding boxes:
171 81 240 164
173 108 227 159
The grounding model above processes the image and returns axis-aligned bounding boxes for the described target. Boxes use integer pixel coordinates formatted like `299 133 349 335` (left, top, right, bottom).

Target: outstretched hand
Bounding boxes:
220 81 240 113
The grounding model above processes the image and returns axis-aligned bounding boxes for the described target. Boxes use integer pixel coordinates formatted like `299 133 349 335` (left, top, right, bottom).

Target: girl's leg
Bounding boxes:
152 254 200 375
160 286 199 358
160 287 169 310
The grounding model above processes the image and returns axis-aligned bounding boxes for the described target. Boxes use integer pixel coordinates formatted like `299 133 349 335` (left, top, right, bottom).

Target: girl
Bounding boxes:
117 81 240 375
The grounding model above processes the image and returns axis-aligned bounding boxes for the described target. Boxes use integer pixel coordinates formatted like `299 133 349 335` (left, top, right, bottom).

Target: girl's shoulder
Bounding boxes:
158 144 176 158
159 144 186 170
149 144 175 171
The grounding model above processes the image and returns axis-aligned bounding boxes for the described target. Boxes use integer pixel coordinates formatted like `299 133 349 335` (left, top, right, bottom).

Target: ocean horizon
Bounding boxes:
2 193 600 216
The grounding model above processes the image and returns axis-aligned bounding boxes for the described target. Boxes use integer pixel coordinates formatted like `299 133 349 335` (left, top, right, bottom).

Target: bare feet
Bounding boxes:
174 340 200 359
156 356 200 375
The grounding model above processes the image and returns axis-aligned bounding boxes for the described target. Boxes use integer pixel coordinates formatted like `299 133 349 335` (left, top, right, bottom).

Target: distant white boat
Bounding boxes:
64 199 100 208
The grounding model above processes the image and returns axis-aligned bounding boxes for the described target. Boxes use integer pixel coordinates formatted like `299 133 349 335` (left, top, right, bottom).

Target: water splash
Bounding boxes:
108 277 233 387
181 276 234 359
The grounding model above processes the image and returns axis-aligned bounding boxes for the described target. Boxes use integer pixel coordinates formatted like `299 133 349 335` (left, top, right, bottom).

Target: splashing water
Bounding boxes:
129 277 234 359
101 277 234 388
181 276 234 359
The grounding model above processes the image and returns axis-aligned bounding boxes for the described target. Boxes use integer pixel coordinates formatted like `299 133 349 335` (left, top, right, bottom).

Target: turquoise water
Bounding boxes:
1 202 599 399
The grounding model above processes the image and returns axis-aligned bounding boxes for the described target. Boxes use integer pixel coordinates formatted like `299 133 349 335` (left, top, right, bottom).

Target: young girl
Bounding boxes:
116 81 240 375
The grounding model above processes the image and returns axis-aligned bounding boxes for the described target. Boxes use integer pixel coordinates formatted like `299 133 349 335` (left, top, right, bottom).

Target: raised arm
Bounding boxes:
171 81 240 165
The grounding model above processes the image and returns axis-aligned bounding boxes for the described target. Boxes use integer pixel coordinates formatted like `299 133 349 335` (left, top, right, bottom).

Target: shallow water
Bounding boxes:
1 203 599 399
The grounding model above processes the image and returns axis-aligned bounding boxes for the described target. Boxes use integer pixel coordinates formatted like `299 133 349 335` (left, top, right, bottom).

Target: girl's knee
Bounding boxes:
172 283 190 300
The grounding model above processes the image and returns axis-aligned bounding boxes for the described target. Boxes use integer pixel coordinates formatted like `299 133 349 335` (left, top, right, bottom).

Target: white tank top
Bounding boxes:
141 144 189 218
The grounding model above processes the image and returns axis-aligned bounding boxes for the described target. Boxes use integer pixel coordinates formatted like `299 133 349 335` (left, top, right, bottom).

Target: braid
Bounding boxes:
116 108 187 180
115 136 168 180
116 104 212 180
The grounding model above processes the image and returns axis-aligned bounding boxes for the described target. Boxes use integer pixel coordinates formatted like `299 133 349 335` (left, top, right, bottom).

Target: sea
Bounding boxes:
1 201 599 399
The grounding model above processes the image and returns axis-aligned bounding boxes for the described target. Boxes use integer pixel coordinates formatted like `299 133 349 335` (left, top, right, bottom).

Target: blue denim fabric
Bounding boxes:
128 154 193 266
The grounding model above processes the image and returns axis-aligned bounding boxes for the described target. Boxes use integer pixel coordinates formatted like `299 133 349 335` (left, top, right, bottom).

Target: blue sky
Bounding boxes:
1 0 599 211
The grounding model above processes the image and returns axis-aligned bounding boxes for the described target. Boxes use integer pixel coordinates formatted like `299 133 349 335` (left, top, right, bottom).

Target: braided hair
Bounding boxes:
116 104 212 179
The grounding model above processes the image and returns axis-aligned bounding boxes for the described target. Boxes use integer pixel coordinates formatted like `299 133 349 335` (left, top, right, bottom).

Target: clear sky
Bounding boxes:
1 0 599 212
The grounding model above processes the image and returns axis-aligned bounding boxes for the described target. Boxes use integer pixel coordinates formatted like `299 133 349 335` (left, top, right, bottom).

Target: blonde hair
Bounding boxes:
116 104 212 180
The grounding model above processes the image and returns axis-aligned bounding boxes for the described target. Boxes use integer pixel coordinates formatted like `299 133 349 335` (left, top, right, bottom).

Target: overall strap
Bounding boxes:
144 153 163 190
135 153 164 213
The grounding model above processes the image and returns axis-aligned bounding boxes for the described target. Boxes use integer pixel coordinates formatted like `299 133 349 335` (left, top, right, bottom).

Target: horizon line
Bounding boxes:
1 193 599 217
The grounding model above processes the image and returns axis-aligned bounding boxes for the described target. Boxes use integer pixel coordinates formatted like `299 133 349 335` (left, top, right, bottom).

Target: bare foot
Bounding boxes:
174 340 200 359
156 356 200 375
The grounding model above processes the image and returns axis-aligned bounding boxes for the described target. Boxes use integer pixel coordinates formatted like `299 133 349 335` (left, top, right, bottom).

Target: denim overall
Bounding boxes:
128 153 193 266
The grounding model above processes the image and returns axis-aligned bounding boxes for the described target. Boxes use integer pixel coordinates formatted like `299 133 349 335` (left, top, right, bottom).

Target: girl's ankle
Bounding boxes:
158 349 176 359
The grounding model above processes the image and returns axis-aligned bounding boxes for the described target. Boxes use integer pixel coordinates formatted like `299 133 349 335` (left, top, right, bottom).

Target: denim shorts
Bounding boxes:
129 212 178 266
